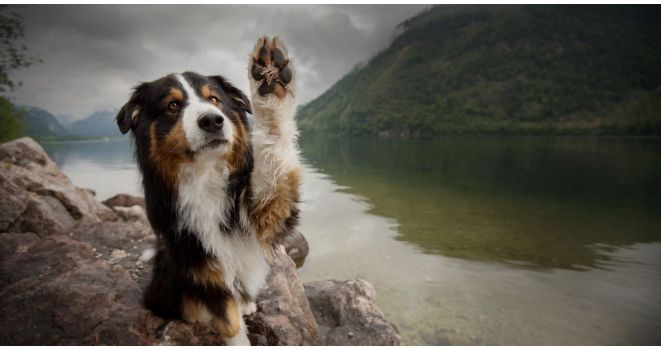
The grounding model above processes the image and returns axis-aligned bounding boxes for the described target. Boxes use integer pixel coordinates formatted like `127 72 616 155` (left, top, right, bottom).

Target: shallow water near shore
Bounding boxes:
41 135 661 345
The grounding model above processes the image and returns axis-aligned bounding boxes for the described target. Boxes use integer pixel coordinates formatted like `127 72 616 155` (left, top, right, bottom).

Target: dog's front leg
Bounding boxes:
247 36 302 249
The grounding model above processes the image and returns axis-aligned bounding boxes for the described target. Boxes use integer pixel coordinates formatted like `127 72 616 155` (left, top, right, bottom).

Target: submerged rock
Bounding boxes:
304 279 401 346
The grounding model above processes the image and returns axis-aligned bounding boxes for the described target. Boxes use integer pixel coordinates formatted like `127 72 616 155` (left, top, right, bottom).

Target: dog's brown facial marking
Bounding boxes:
166 87 185 105
223 112 251 173
200 84 214 100
149 119 192 188
116 72 253 188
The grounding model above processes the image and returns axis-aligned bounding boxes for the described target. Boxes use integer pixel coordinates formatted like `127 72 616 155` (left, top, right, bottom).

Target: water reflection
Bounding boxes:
299 136 661 270
297 166 661 345
38 137 661 345
41 138 140 200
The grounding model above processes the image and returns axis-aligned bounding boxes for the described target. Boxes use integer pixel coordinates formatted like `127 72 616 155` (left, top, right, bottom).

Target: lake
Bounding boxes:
40 135 661 345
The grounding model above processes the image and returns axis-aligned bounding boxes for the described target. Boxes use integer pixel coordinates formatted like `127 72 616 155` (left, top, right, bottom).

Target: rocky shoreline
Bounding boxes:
0 137 400 346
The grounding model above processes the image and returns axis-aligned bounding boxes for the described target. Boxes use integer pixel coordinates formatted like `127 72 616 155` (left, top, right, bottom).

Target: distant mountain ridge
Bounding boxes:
18 107 120 139
67 110 120 137
297 5 661 136
18 106 69 138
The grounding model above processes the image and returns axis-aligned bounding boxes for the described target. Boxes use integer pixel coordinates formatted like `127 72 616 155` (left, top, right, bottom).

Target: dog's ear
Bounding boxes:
116 83 148 134
209 75 252 114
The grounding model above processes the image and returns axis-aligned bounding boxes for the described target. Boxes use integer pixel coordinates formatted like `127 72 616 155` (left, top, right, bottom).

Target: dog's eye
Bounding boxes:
168 101 180 111
209 96 220 105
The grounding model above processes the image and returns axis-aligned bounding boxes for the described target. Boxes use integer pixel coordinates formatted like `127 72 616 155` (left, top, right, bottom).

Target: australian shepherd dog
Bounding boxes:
115 37 301 345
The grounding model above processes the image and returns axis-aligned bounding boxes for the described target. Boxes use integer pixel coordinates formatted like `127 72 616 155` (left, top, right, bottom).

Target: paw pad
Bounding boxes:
250 37 293 97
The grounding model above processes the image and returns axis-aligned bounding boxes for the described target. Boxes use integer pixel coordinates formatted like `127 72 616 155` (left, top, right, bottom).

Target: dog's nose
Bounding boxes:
198 113 224 133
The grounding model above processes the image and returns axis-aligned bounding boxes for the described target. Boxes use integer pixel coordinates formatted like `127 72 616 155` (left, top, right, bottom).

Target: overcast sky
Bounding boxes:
7 5 428 122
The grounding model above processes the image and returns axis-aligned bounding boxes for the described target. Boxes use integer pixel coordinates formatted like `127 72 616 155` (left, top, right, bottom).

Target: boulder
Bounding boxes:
0 136 60 173
69 219 156 288
9 194 77 235
102 193 145 209
277 230 309 268
304 279 401 346
0 229 319 346
246 247 320 345
112 205 149 223
0 171 29 232
0 232 40 257
0 137 116 224
0 235 152 345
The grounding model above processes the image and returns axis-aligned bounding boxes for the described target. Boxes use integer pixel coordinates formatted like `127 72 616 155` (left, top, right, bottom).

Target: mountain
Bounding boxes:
68 110 120 137
297 5 661 136
18 106 69 138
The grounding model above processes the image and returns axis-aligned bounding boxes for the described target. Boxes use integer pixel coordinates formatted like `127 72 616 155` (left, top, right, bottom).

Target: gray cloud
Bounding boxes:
6 5 428 122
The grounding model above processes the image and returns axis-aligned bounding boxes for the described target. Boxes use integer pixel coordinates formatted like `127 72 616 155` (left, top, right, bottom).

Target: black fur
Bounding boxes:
114 72 271 321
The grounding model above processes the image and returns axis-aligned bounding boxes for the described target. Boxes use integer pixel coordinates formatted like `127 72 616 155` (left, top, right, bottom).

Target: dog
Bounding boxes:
115 37 301 345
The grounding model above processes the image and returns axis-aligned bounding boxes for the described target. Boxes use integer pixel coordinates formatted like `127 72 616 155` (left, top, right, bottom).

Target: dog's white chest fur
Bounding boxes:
176 156 269 299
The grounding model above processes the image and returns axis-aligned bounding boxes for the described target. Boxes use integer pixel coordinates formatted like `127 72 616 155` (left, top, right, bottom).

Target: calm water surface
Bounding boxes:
41 136 661 345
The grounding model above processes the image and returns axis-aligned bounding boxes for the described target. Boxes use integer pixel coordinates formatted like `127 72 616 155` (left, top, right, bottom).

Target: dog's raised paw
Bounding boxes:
250 36 293 98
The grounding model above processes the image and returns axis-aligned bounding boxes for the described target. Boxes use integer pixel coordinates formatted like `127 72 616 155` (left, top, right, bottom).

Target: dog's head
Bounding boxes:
117 72 252 185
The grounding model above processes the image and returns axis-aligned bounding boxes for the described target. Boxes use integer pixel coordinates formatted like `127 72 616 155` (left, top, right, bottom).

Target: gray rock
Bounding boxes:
246 246 321 345
0 232 40 257
0 235 151 345
0 137 116 223
102 193 145 209
304 279 401 346
0 170 29 231
277 230 309 268
113 205 149 223
69 219 156 288
9 194 76 235
0 137 59 172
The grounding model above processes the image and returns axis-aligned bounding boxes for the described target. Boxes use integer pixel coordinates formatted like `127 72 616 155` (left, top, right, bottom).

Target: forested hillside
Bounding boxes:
18 106 69 138
297 6 661 136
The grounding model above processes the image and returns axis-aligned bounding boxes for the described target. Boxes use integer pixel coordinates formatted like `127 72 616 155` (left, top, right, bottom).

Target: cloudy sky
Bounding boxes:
7 5 428 122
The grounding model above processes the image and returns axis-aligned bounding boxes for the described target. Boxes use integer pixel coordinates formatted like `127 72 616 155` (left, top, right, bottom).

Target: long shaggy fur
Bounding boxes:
115 36 301 346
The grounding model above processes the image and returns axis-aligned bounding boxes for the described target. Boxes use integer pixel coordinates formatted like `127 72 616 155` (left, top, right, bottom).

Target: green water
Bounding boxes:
299 136 661 270
297 136 661 345
41 136 661 345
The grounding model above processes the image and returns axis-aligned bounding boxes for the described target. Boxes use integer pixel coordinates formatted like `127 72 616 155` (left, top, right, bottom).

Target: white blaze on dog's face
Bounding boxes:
115 71 253 185
175 74 233 155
